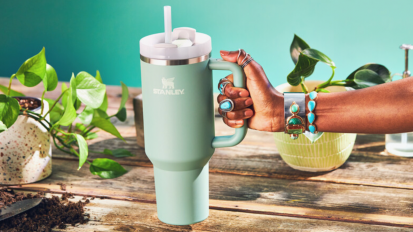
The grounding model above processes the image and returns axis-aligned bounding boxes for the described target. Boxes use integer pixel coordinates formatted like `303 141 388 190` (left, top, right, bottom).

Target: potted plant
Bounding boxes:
274 35 391 172
0 48 134 184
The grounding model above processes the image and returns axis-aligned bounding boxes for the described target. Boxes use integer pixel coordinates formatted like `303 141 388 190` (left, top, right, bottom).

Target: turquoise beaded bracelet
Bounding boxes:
307 91 318 134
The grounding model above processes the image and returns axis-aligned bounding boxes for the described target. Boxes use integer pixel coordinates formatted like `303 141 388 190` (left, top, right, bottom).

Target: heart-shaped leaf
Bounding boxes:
287 53 318 86
290 34 310 64
43 64 58 91
0 95 20 129
76 72 106 109
95 71 108 112
0 85 25 97
74 134 88 169
103 148 135 157
57 76 77 126
301 48 335 68
118 81 128 112
78 106 94 125
345 63 391 89
89 158 128 179
91 117 124 141
16 47 46 87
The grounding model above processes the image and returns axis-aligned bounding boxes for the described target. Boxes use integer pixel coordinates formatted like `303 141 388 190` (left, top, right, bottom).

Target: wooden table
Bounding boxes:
2 78 413 231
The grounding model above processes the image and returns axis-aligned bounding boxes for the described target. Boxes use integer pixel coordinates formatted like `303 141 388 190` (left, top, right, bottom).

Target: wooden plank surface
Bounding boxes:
2 77 413 230
9 159 413 228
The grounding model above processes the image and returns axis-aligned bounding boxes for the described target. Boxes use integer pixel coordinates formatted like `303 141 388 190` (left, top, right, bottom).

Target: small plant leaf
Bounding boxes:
93 108 109 119
345 64 391 89
118 81 129 112
0 95 20 129
16 47 46 87
115 107 127 122
61 83 69 107
45 98 63 124
95 71 108 112
0 85 25 97
301 48 336 68
89 158 128 179
103 148 135 157
290 34 310 64
85 132 98 140
75 134 88 169
287 53 318 86
57 76 77 126
78 106 94 125
76 72 106 109
44 64 58 91
91 117 124 141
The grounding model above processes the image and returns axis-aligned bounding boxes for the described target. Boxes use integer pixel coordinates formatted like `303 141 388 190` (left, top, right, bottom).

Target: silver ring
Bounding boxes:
219 99 234 112
241 57 254 68
222 111 227 119
240 53 250 64
219 81 232 95
219 77 229 82
236 49 242 63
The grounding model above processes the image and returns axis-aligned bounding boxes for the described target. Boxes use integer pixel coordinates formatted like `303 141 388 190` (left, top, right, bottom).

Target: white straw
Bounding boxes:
164 6 172 44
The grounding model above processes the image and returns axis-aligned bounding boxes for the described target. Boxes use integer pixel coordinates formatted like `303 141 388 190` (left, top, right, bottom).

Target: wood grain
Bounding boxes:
8 159 413 228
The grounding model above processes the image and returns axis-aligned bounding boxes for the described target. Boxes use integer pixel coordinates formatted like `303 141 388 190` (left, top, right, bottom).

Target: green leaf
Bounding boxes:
0 95 20 128
0 85 25 97
61 83 69 107
85 132 98 140
74 134 88 169
345 64 391 89
45 98 63 124
91 117 124 141
115 107 127 122
78 106 94 125
95 71 108 112
290 34 310 64
43 64 58 91
89 158 128 179
94 108 109 119
301 48 335 68
317 88 330 93
118 81 129 111
16 47 46 87
57 76 77 126
287 53 318 86
0 121 7 133
103 148 135 157
75 72 106 109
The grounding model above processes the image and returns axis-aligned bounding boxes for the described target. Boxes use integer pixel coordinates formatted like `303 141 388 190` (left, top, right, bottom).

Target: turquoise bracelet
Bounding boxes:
307 91 318 134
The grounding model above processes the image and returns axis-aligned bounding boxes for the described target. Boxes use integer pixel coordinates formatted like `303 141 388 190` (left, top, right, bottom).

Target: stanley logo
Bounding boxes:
153 78 185 95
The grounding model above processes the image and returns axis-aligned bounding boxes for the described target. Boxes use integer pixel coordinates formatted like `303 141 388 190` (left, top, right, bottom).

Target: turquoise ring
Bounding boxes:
219 99 234 112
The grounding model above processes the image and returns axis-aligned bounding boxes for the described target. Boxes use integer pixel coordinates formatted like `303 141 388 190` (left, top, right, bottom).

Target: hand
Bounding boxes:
217 49 284 132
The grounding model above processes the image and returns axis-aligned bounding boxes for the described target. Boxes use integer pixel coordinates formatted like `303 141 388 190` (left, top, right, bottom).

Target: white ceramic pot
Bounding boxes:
0 97 52 184
274 81 357 172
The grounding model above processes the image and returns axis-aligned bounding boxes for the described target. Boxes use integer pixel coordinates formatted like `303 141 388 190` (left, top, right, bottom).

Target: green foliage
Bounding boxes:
288 35 390 92
90 158 128 179
2 48 132 179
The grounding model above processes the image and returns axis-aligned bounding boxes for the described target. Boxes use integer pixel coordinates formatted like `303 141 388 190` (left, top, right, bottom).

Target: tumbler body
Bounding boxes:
141 59 215 225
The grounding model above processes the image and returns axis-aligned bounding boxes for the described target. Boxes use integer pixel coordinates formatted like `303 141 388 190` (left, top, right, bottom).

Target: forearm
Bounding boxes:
304 78 413 134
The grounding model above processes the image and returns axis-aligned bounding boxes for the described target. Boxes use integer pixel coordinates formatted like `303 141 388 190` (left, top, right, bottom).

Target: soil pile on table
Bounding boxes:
0 188 90 231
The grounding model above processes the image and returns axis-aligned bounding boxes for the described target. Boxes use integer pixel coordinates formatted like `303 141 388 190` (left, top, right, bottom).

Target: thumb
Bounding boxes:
220 50 239 63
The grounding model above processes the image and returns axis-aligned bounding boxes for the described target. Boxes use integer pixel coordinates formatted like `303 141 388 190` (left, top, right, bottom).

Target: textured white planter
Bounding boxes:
274 81 357 172
0 98 52 184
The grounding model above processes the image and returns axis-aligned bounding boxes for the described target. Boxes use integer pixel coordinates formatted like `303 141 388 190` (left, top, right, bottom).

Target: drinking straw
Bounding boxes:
164 6 172 44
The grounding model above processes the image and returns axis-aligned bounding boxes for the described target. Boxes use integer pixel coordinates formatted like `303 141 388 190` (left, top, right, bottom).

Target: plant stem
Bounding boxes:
82 125 96 137
20 112 50 131
25 110 53 128
7 74 15 96
40 90 46 115
40 89 68 120
316 68 336 90
300 77 309 94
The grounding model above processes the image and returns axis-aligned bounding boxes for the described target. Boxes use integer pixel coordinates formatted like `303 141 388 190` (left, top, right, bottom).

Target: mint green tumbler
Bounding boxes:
140 27 247 225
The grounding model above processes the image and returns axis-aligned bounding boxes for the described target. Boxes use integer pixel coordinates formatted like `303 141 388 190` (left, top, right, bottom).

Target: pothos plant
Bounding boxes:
0 47 133 179
288 35 391 93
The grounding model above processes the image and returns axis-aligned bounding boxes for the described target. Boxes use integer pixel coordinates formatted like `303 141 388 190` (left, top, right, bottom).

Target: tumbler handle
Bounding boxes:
209 58 248 148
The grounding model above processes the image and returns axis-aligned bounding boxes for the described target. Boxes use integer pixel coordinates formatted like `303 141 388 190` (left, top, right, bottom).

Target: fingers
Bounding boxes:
218 74 249 98
219 108 254 120
223 117 244 128
217 95 253 111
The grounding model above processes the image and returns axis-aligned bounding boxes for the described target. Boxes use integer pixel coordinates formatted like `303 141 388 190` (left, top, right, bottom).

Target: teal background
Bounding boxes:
1 0 412 90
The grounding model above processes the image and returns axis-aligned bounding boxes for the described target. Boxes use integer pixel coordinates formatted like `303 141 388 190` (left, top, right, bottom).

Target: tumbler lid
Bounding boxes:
139 6 211 60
